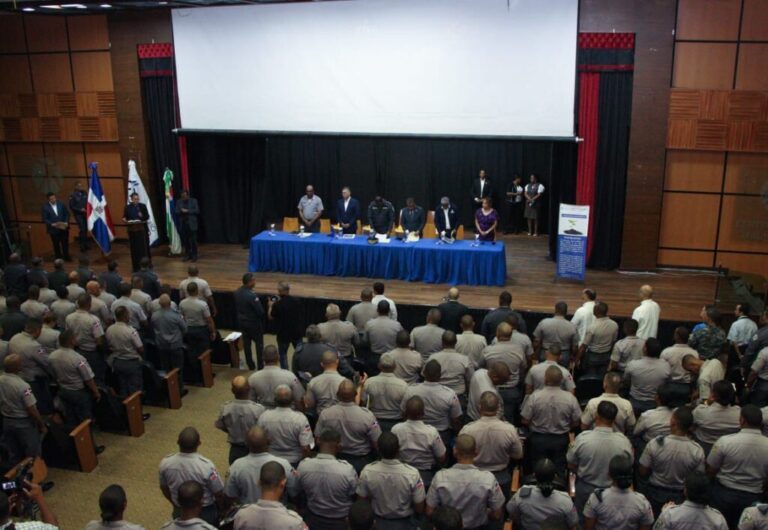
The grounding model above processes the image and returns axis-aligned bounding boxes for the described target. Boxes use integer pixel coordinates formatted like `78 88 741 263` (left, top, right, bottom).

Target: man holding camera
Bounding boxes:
0 481 58 529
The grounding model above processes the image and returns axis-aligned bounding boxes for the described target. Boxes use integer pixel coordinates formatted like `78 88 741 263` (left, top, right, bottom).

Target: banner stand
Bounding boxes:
555 203 590 283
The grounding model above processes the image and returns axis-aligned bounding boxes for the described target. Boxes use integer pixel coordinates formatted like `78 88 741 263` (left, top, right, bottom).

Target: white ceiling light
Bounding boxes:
40 5 64 9
22 7 36 11
100 3 113 7
61 3 88 8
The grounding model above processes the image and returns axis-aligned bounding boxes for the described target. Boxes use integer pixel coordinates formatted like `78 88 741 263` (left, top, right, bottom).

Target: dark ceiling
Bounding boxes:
0 0 311 13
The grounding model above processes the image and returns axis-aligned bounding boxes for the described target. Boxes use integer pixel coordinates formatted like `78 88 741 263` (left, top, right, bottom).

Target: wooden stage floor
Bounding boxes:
99 233 717 322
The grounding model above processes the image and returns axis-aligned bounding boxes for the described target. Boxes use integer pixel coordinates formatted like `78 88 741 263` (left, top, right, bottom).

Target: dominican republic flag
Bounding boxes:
87 162 115 255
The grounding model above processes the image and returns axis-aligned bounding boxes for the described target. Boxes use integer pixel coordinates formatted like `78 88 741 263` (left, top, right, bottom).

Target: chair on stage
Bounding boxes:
282 217 299 232
424 211 464 239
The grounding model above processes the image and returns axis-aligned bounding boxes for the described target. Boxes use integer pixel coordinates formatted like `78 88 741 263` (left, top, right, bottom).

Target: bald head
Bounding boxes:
544 365 564 386
427 308 441 325
274 385 293 407
321 350 339 370
488 362 511 385
405 396 425 420
3 354 22 374
479 391 500 415
231 375 249 399
325 303 341 321
68 271 79 284
337 379 356 402
496 322 512 341
603 371 622 393
159 294 171 308
86 280 100 295
447 287 459 300
246 426 269 453
639 285 654 300
378 353 396 373
441 330 457 349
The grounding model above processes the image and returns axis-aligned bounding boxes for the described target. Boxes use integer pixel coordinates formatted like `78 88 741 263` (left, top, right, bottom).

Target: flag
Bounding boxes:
127 160 159 246
163 169 182 255
87 162 115 255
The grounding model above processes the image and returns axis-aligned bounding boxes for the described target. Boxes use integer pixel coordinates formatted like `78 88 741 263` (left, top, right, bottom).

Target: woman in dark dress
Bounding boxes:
474 197 499 242
524 173 545 237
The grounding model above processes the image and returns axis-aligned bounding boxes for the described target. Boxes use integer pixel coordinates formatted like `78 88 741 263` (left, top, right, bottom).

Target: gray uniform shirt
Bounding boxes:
567 427 633 487
653 500 727 530
224 452 299 503
111 297 146 330
738 504 768 530
639 434 705 490
346 302 378 332
317 319 356 357
365 317 403 355
401 382 462 431
65 310 104 352
388 347 423 384
215 399 265 445
247 365 305 407
583 486 654 529
533 316 578 354
105 322 142 361
581 393 636 433
297 454 357 517
234 500 307 530
521 386 582 434
459 416 523 471
257 407 314 463
467 369 503 422
89 296 111 326
357 459 425 519
456 331 487 359
179 296 210 327
426 349 474 395
20 299 48 320
661 344 699 383
391 419 446 470
97 291 117 309
179 277 213 300
751 347 768 381
477 341 526 387
634 406 673 442
151 308 187 349
316 402 380 456
410 324 446 359
298 194 324 220
49 347 94 391
158 452 224 507
525 360 575 392
361 372 408 420
129 289 151 314
0 373 36 418
583 317 619 354
66 283 85 302
85 520 146 530
37 326 60 353
708 428 768 494
507 486 578 530
9 332 49 381
426 463 505 529
611 336 646 371
159 518 216 530
625 357 671 402
305 371 346 414
38 288 57 307
51 299 76 329
693 403 741 445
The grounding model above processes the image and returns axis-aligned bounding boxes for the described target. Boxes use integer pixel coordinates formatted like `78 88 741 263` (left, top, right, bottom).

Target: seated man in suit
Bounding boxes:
42 192 71 261
434 196 459 239
335 186 359 234
399 197 426 237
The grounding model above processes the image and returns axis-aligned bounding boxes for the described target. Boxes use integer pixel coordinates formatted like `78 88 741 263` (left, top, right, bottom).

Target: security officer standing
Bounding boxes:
637 406 704 517
151 295 187 394
247 346 305 409
175 190 199 262
297 427 358 529
624 338 672 417
525 345 575 394
364 301 403 373
160 481 218 530
305 351 347 416
317 304 356 360
738 503 768 530
233 462 307 529
580 371 636 434
533 302 579 364
576 301 619 376
459 391 523 499
706 404 768 528
582 454 654 529
660 327 699 405
215 375 266 464
315 379 381 475
367 195 395 235
361 353 408 432
427 330 475 397
257 385 314 466
66 293 106 384
356 432 426 529
477 322 527 424
0 354 47 463
159 427 225 526
106 306 144 397
426 434 506 530
520 366 582 473
69 181 89 252
234 273 265 370
632 383 675 452
8 318 53 414
506 459 578 530
411 309 446 360
111 283 148 332
388 330 423 385
401 360 463 447
391 396 447 488
467 362 510 422
224 426 299 505
566 401 633 514
179 281 216 382
652 471 727 529
692 380 741 455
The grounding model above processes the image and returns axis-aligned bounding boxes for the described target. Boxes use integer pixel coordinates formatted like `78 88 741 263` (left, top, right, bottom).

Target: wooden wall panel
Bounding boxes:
657 249 715 268
717 195 768 253
85 143 123 177
0 149 8 175
30 54 74 93
0 15 27 53
716 252 768 276
5 144 44 176
100 178 127 217
676 0 742 41
0 56 32 94
673 43 737 89
1 178 16 221
67 15 110 51
25 16 68 53
43 143 86 178
736 44 768 91
71 52 114 92
741 0 768 41
725 153 768 193
658 192 720 249
664 150 725 191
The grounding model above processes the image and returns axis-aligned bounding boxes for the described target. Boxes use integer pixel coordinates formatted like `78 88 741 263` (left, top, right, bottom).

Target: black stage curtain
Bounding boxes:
186 134 577 245
590 72 632 269
547 142 578 261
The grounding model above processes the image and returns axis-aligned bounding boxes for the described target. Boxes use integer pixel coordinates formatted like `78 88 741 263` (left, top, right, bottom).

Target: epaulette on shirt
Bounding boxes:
519 486 532 498
756 503 768 515
655 435 666 446
594 488 605 502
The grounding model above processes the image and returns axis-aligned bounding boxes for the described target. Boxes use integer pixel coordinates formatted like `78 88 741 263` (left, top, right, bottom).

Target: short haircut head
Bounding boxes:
645 337 663 358
603 371 622 392
318 428 341 444
277 281 290 294
378 432 399 459
260 461 286 489
454 434 476 457
405 396 425 420
674 326 690 343
432 506 463 530
114 305 129 322
544 364 563 386
77 292 92 309
378 353 396 372
704 305 722 326
246 426 269 453
348 499 375 530
305 324 322 342
274 385 294 407
554 301 568 315
56 285 68 299
177 427 200 452
5 296 19 310
608 454 634 489
58 329 76 348
594 301 608 316
441 330 457 348
119 282 132 297
498 290 512 306
27 285 39 299
479 391 499 414
360 287 373 301
597 400 618 423
108 260 118 271
325 303 341 320
241 272 253 285
657 383 674 407
186 281 198 296
673 406 694 432
423 359 441 381
623 318 639 335
377 300 390 315
372 282 385 295
712 380 734 406
177 481 203 510
460 314 474 330
24 318 42 334
321 350 338 367
396 329 411 348
741 404 763 428
584 289 597 301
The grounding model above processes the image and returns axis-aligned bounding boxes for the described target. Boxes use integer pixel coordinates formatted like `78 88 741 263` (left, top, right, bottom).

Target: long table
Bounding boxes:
248 231 507 286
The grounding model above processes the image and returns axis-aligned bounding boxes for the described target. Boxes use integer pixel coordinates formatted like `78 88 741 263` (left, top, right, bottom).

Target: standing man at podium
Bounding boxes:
123 192 151 272
42 192 71 261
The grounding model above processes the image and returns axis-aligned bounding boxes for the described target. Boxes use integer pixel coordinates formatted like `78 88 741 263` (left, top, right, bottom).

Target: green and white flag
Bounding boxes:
163 169 182 255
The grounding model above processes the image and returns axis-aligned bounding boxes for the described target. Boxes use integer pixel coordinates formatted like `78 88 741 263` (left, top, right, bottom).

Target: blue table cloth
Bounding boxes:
248 231 507 286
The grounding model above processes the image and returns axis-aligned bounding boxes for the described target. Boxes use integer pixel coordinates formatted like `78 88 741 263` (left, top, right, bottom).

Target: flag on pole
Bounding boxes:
87 162 115 255
163 169 182 255
127 160 159 246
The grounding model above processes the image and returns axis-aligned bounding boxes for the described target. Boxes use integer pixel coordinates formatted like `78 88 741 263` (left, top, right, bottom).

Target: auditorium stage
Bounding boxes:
98 233 717 324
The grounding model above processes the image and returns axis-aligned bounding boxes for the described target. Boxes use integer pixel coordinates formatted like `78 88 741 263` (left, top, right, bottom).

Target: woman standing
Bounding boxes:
505 174 524 234
507 459 579 530
524 173 545 236
582 455 654 530
474 197 499 242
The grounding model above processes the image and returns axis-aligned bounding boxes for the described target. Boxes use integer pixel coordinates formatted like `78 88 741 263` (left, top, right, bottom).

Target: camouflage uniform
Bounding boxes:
688 324 726 360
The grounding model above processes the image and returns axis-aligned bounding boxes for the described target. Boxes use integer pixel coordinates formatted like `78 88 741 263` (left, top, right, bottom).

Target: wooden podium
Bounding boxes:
126 220 150 272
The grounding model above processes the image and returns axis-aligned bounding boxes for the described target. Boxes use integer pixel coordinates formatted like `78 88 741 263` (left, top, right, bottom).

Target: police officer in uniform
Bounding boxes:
653 471 727 529
660 327 699 406
247 345 305 409
477 322 527 424
317 303 356 360
692 380 741 455
356 432 425 529
388 330 423 385
582 454 654 530
151 294 187 394
215 375 266 464
391 396 447 488
8 318 53 414
638 406 704 517
179 281 216 382
159 427 224 526
361 353 408 432
533 302 578 364
106 306 144 397
160 481 217 530
426 434 506 530
315 379 381 475
51 286 76 329
525 345 575 394
411 309 446 360
85 484 145 530
427 331 475 397
624 338 672 417
467 363 510 421
66 293 106 384
111 283 148 331
233 462 308 530
507 459 578 530
69 181 89 252
297 428 358 530
580 371 636 434
738 503 768 530
576 301 619 377
234 273 265 371
566 401 633 515
0 354 47 463
305 351 347 417
632 383 675 457
257 385 314 466
224 426 299 505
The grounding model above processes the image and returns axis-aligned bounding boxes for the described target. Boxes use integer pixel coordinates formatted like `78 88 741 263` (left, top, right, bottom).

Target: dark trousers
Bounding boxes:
241 324 264 370
229 443 248 465
644 484 684 519
158 346 185 392
302 219 321 233
376 418 400 433
305 511 349 530
29 376 53 415
127 227 150 272
630 397 657 418
338 452 372 476
574 478 598 518
82 349 107 386
58 387 94 425
583 350 611 377
668 382 692 407
185 326 211 383
112 358 143 396
527 432 570 475
2 417 41 463
498 386 521 425
74 213 88 251
277 339 301 370
49 228 70 260
750 379 768 407
180 224 198 259
710 480 762 529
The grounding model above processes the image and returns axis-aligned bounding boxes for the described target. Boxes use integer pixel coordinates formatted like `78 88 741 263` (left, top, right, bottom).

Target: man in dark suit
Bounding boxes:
3 254 28 299
69 181 89 252
123 192 151 271
234 273 265 370
175 190 200 262
434 196 459 238
99 261 123 297
42 192 71 261
399 197 426 236
48 259 69 292
437 287 470 333
471 169 493 210
134 257 160 300
335 186 359 234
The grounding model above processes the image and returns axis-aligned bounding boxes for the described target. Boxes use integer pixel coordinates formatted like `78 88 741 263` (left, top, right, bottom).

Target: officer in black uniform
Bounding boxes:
69 181 89 252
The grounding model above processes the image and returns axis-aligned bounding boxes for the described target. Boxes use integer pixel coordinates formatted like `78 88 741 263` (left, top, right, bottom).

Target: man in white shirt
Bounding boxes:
371 282 397 321
571 289 597 345
727 303 757 357
631 285 660 340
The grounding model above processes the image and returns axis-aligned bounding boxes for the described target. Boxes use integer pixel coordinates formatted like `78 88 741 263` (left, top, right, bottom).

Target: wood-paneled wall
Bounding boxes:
658 0 768 276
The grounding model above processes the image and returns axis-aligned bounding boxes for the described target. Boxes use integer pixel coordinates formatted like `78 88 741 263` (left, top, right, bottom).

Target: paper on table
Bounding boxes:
375 234 390 243
223 332 242 342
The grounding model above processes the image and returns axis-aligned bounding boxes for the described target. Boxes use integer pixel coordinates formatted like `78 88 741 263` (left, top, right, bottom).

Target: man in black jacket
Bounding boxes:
99 261 123 297
234 273 265 370
3 254 28 299
42 192 71 261
471 169 493 210
268 281 304 370
175 190 200 262
437 287 470 333
367 196 395 235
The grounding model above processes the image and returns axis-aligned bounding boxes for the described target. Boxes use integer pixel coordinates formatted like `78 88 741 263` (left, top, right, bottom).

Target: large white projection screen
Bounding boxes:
172 0 578 138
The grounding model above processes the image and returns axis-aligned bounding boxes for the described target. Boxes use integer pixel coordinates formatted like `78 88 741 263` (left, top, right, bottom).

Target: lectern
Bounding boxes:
126 220 150 272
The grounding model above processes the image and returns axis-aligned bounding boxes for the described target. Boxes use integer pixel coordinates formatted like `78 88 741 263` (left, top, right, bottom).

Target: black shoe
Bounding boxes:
95 445 106 455
41 481 54 492
181 389 189 397
142 413 151 421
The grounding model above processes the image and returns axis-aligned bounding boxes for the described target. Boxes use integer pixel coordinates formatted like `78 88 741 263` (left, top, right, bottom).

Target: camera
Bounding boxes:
3 460 34 494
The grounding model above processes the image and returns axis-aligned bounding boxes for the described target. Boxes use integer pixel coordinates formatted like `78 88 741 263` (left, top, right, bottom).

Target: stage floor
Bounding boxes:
92 233 717 323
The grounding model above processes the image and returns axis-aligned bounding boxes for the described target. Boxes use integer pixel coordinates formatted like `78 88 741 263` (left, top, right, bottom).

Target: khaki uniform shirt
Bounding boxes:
459 416 523 471
625 357 671 402
693 403 741 445
179 296 210 327
633 406 673 443
698 359 726 402
583 486 654 529
20 299 48 320
388 347 423 384
581 393 636 433
346 302 378 332
478 341 527 387
507 486 578 530
525 360 575 392
583 317 619 354
51 299 76 329
361 372 408 420
65 310 104 352
224 452 299 503
534 316 579 355
111 297 147 330
38 288 57 307
391 419 446 470
521 386 581 434
317 319 356 357
233 500 307 530
158 452 224 507
66 283 85 302
456 331 487 360
0 372 36 418
510 331 534 361
467 369 503 421
708 428 768 494
316 402 380 456
401 382 461 431
129 289 151 314
357 459 425 519
37 326 60 353
215 399 265 445
89 296 112 326
9 331 49 381
257 407 314 463
247 365 305 407
410 324 445 359
297 454 357 517
426 463 505 529
566 427 633 487
96 291 117 310
49 347 94 391
305 371 346 414
179 277 213 299
653 500 727 529
426 349 474 395
365 317 403 355
661 344 699 383
105 322 143 361
639 434 704 490
611 336 646 371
